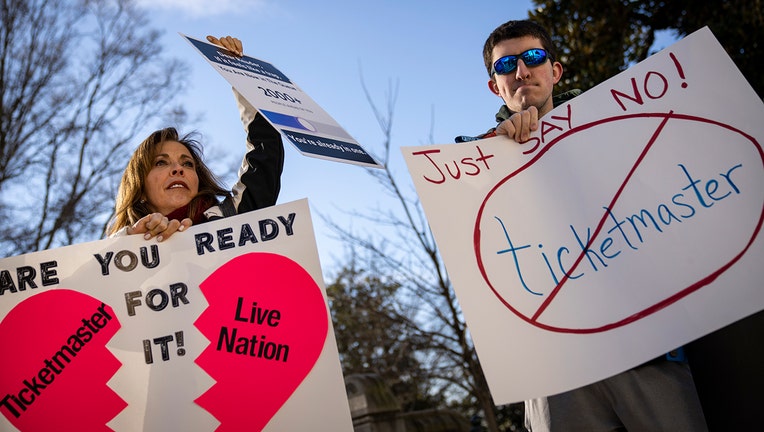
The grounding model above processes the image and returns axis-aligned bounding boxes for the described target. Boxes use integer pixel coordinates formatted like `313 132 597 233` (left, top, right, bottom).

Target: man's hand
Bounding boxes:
126 212 193 242
495 106 539 142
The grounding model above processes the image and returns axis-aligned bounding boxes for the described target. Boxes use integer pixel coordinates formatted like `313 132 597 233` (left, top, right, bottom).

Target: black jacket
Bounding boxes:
204 90 285 220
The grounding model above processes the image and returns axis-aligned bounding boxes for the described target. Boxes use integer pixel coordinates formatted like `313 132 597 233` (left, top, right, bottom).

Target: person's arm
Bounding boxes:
205 35 284 218
227 88 285 213
203 35 285 216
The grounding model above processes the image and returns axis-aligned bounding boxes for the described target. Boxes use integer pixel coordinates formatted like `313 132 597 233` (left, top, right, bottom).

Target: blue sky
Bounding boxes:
135 0 676 276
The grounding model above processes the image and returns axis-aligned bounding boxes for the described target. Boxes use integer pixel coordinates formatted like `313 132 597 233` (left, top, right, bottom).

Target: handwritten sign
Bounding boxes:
401 27 764 403
182 34 382 169
0 199 353 431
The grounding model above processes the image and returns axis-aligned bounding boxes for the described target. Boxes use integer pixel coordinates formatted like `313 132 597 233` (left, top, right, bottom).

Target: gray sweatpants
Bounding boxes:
525 361 708 432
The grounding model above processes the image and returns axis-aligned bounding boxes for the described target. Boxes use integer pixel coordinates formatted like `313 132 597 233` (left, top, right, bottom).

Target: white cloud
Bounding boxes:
135 0 266 17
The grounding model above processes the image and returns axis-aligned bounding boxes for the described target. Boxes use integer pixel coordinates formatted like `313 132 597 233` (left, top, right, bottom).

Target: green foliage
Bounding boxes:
0 0 189 255
529 0 763 98
327 265 444 411
529 0 655 92
649 0 762 98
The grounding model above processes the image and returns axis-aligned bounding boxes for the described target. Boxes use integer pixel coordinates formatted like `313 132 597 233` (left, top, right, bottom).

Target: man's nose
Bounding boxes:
515 59 531 80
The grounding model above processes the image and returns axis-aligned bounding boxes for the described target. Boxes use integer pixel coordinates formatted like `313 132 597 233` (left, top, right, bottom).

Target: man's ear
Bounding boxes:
552 61 564 84
487 79 501 96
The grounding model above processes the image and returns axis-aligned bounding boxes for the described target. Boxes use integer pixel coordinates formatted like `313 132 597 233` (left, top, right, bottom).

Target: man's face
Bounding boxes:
488 36 562 117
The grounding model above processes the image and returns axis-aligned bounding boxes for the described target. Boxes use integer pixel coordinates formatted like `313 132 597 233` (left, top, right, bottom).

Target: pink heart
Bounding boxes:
0 290 125 431
194 252 328 431
475 112 763 333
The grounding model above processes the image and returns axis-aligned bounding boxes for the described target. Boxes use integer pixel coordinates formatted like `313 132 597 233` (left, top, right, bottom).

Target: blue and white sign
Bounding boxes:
183 34 382 168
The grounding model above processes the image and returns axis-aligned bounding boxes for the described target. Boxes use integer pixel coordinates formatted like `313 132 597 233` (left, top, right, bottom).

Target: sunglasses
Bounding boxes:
492 48 550 75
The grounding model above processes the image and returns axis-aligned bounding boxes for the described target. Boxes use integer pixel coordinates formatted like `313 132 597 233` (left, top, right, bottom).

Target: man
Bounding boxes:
459 19 708 432
456 20 579 145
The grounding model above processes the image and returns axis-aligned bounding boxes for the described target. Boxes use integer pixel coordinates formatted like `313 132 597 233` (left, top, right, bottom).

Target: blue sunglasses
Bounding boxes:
492 48 550 75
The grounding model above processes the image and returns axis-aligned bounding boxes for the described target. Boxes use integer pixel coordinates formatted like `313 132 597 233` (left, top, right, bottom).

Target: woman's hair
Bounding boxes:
107 127 229 235
483 19 558 77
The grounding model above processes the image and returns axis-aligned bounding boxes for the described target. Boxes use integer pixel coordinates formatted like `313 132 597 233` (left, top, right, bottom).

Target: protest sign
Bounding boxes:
0 199 353 431
182 34 382 169
401 27 764 403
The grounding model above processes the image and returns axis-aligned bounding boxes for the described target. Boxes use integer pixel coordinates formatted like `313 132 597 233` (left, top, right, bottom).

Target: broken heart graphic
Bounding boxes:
475 113 764 333
0 290 125 431
194 252 328 431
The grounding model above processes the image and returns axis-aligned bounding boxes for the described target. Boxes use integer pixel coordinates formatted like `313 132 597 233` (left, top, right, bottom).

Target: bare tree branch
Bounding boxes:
0 0 190 255
323 76 511 430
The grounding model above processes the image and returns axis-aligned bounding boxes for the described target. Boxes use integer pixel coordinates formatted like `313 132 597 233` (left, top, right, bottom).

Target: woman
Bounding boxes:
107 36 284 241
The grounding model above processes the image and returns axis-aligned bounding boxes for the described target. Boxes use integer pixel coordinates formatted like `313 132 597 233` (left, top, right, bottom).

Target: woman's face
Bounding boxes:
144 140 199 215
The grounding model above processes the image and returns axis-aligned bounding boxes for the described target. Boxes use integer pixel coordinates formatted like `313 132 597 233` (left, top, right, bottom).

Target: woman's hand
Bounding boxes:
126 212 193 242
206 35 243 57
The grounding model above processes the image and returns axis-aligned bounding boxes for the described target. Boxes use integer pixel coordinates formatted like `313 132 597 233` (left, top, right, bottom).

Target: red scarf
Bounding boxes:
165 197 215 225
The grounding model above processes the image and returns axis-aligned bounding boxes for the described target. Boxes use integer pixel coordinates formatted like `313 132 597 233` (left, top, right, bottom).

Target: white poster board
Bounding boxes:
401 27 764 403
182 34 382 169
0 199 353 431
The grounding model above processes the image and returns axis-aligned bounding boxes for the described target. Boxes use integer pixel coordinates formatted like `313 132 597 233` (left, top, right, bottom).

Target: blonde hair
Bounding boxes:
108 128 229 235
